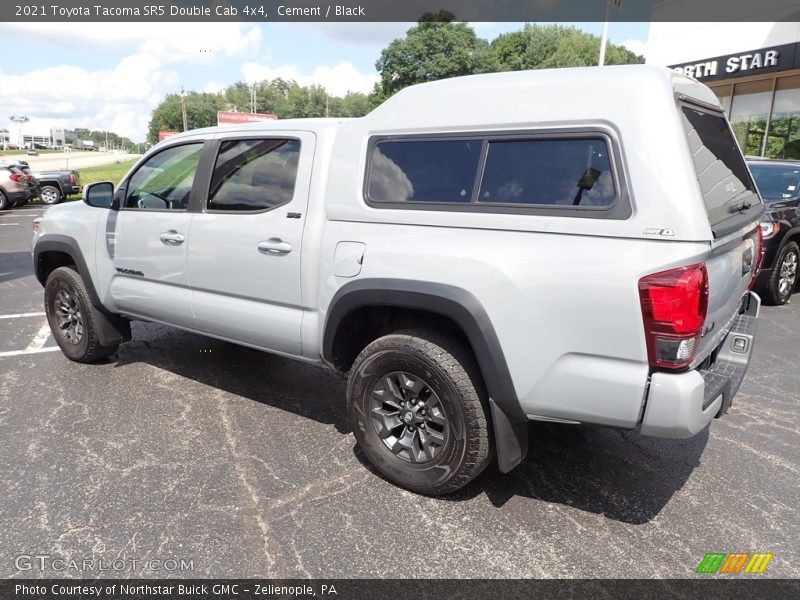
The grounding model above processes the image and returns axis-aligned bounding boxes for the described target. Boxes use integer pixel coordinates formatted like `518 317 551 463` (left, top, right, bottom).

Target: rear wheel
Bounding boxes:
347 329 492 495
40 185 62 205
763 242 799 305
0 191 8 211
45 266 119 362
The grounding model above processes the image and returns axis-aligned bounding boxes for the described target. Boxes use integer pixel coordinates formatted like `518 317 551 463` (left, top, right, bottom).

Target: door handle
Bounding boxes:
257 238 293 255
160 230 185 245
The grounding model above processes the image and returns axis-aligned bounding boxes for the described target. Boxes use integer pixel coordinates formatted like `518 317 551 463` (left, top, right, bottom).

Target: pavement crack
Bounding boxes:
217 396 280 575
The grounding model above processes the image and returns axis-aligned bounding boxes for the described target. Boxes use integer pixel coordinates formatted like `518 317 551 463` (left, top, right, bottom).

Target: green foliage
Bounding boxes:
146 80 373 145
374 17 492 98
67 159 138 198
489 24 643 71
70 128 134 150
145 22 645 144
146 91 225 145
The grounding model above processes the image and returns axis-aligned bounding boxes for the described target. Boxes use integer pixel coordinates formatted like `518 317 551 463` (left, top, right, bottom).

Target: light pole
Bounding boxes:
598 0 622 66
180 88 189 131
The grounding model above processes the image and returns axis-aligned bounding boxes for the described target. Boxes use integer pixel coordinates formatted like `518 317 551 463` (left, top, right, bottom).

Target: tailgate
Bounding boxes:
698 224 759 364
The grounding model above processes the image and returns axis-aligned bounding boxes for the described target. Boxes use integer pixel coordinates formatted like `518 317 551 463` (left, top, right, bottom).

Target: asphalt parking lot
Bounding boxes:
1 204 798 579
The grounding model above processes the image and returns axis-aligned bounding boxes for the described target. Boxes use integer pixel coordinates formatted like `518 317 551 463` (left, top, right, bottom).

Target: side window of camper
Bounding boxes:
478 138 616 207
365 134 619 212
366 140 482 204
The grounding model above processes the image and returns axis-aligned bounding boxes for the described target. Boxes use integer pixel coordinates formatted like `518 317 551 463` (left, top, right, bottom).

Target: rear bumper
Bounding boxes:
640 291 760 438
4 190 28 203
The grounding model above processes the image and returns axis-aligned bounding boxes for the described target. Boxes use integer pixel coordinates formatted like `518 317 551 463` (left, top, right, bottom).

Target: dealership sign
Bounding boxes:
670 42 800 82
217 111 277 125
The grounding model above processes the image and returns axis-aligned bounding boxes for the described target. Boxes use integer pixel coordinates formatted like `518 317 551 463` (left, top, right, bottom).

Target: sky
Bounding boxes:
0 21 650 143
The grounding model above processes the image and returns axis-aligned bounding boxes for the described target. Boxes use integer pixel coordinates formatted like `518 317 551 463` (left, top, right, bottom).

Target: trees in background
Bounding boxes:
146 21 645 144
70 128 134 150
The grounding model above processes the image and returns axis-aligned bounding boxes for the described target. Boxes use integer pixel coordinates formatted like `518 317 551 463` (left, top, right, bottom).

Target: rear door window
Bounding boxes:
680 104 761 228
208 138 300 212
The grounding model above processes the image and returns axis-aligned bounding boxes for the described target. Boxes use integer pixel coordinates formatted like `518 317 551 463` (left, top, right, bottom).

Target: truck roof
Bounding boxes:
164 117 350 143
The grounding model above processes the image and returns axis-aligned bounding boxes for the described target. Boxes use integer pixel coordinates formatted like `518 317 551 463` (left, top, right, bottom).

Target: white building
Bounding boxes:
647 16 800 159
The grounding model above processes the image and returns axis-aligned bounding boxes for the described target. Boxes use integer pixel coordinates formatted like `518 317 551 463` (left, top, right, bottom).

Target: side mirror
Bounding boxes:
83 181 114 208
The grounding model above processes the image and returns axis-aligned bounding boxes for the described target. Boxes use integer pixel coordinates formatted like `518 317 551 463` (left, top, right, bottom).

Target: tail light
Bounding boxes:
639 263 709 371
749 225 763 290
9 173 21 182
69 173 76 183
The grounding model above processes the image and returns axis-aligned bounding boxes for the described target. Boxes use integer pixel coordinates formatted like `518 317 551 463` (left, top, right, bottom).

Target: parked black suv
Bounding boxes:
748 159 800 305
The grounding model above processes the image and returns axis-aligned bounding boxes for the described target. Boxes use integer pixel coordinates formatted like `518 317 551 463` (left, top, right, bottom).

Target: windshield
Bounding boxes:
748 163 800 201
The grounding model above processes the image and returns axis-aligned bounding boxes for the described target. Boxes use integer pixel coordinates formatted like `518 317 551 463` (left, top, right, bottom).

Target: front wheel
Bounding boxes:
40 185 62 205
347 330 493 495
763 241 799 305
44 266 119 362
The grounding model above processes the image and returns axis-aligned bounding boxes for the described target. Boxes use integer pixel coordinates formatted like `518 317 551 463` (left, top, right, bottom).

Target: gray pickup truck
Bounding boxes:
32 66 763 494
33 169 81 204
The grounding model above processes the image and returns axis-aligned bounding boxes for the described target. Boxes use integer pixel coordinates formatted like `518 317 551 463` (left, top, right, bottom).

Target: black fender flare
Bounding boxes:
776 225 800 253
323 278 528 472
34 234 130 346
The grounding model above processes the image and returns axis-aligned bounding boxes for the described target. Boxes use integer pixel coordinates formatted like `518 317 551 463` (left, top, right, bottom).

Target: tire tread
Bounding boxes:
347 328 493 495
45 266 118 363
763 241 799 306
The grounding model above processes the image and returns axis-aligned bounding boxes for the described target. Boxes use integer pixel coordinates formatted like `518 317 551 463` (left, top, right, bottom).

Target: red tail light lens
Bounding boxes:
9 173 21 182
69 173 75 183
639 263 708 371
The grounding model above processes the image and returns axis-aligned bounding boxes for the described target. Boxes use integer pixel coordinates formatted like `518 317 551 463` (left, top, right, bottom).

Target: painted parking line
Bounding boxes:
0 320 59 358
0 223 20 226
28 322 52 350
0 347 60 358
0 312 46 320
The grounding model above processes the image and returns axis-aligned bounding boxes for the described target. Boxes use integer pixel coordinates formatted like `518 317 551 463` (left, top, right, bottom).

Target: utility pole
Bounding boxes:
599 0 622 66
251 84 257 113
180 88 188 131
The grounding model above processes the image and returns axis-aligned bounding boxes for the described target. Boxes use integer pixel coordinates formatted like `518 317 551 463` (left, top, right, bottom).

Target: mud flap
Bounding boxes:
490 398 529 473
90 305 131 347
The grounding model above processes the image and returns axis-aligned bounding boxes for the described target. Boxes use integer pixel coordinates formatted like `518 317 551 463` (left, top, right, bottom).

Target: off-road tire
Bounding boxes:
44 266 118 363
763 241 799 305
347 329 493 495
